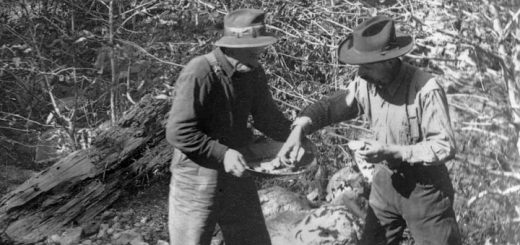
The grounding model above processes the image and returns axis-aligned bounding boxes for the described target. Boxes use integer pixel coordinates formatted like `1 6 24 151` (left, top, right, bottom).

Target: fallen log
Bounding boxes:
0 95 174 244
0 93 369 244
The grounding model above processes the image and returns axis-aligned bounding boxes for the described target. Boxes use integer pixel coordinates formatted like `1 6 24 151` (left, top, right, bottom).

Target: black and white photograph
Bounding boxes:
1 0 519 244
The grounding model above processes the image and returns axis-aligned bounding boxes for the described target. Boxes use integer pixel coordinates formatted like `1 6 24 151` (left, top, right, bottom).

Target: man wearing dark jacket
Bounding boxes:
166 9 291 245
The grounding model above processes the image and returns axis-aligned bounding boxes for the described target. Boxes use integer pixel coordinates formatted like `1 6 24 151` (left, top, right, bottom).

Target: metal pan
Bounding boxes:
239 140 317 177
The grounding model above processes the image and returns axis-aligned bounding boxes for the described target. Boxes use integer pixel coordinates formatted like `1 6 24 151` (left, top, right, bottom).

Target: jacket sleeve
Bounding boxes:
300 80 363 133
251 70 291 141
166 67 228 167
402 79 456 165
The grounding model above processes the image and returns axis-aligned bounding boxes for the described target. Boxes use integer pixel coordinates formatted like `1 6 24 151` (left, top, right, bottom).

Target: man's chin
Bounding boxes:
361 77 378 85
236 63 256 72
365 79 385 89
244 62 261 70
247 61 261 67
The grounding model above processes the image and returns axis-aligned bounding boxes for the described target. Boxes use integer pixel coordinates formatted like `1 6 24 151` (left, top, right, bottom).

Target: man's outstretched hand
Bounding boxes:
277 125 306 166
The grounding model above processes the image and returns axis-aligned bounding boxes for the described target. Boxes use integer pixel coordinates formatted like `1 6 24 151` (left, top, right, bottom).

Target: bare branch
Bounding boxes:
461 127 509 141
0 112 53 128
117 39 184 67
324 19 352 32
489 170 520 181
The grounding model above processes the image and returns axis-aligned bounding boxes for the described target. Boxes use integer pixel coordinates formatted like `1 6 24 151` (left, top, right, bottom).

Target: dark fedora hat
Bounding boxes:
338 16 414 65
215 9 277 48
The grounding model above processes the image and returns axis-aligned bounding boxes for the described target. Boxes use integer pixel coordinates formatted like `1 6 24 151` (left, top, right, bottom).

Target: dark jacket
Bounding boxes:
166 48 291 169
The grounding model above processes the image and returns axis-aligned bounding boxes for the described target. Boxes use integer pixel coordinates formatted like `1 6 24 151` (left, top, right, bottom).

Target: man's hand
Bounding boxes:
277 125 305 166
357 140 407 166
357 140 393 163
223 149 248 177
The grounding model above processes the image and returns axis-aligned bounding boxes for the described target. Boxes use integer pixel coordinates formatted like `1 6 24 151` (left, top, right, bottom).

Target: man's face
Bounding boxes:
357 60 394 88
225 46 266 68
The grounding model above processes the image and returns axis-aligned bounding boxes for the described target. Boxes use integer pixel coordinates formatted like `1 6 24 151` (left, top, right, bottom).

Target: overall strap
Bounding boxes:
405 69 421 145
204 52 223 77
203 52 234 127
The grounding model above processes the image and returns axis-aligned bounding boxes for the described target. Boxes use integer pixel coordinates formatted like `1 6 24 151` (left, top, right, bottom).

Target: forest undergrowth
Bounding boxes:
1 0 520 244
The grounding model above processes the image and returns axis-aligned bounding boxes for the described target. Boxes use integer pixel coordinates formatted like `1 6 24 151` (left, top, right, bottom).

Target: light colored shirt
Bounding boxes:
300 62 456 166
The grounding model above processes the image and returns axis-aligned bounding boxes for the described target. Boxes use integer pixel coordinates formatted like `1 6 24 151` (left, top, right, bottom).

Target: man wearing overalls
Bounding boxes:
278 16 462 244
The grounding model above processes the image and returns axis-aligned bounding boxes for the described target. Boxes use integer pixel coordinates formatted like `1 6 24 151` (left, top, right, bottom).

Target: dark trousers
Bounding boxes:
360 164 462 245
168 149 271 245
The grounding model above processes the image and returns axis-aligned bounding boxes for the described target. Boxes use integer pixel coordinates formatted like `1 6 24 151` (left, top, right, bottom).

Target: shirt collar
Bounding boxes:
213 47 236 77
385 60 409 97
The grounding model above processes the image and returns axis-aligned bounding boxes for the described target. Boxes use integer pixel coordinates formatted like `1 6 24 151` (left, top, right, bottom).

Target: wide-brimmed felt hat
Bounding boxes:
215 9 277 48
338 15 414 65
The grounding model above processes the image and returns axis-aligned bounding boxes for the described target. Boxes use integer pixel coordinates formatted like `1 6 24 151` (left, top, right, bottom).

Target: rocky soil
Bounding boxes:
1 163 367 245
34 174 172 245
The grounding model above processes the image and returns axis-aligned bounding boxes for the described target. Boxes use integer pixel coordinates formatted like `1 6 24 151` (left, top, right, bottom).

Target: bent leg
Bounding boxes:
403 187 461 245
367 167 408 245
369 203 407 245
358 205 388 245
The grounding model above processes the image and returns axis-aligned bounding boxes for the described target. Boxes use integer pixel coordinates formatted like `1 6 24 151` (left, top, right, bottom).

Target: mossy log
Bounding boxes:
0 95 174 244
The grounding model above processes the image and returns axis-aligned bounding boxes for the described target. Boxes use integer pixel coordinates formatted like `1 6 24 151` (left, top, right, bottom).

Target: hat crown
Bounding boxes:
215 8 277 48
337 15 413 64
224 9 265 28
352 16 398 53
223 9 266 38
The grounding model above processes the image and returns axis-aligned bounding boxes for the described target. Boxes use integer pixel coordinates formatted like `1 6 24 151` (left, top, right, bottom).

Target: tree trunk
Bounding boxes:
0 95 174 244
510 47 520 157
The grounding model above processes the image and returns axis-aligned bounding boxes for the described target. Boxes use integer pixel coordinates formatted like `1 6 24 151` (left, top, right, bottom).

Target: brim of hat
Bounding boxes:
338 36 414 65
214 36 277 48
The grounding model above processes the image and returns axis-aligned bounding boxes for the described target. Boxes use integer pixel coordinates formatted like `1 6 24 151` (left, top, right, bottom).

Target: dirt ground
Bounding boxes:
83 174 172 245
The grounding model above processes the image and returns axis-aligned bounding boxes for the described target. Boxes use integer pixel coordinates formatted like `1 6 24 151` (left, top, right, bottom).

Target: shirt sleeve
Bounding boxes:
166 70 228 167
402 85 456 165
300 80 363 133
251 70 292 142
